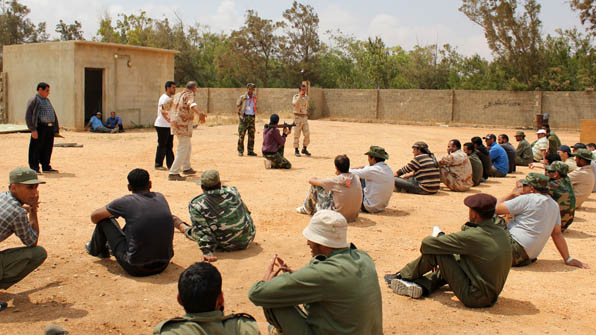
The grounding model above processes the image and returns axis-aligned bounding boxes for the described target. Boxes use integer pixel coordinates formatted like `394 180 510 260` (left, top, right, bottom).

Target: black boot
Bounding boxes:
294 148 301 157
301 147 311 156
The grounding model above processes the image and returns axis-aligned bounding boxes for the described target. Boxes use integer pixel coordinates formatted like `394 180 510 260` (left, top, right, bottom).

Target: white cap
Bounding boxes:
536 129 546 134
302 210 349 248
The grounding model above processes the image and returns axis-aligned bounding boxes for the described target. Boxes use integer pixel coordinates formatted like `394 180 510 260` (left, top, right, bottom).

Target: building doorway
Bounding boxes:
84 68 103 124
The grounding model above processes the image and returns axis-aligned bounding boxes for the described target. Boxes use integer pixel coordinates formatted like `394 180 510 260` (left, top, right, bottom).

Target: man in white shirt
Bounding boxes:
154 81 176 170
349 146 394 213
495 173 588 269
532 129 549 162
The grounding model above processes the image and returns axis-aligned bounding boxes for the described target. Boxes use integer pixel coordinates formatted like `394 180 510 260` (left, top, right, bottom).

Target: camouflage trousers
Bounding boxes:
303 186 334 214
238 115 256 153
511 238 534 267
264 147 291 169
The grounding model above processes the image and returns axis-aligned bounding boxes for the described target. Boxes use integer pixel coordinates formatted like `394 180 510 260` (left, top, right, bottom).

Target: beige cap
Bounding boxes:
302 210 349 248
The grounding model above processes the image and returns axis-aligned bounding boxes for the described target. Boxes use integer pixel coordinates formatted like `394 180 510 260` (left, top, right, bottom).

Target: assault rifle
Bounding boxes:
264 121 296 131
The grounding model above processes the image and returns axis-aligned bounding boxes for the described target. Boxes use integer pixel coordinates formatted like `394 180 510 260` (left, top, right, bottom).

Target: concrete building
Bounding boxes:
3 40 176 129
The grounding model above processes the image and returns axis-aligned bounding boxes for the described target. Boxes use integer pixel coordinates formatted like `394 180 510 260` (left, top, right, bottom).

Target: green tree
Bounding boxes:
570 0 596 37
55 19 84 40
0 0 47 45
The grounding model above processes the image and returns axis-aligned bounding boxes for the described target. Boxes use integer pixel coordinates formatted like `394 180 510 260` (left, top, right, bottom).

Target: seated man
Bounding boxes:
463 142 483 186
262 114 291 169
394 142 440 195
438 139 473 191
1 168 48 312
557 145 577 172
542 124 561 155
495 173 588 268
498 134 516 173
85 168 174 276
532 129 549 162
568 149 595 209
384 194 511 308
249 210 383 335
471 137 493 180
154 262 259 334
350 146 394 213
529 152 561 170
174 170 255 262
514 131 533 166
85 112 115 133
296 155 362 222
105 111 124 133
546 162 576 232
484 134 508 177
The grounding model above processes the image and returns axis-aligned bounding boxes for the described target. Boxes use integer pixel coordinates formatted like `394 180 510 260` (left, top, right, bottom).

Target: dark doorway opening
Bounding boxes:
84 68 103 124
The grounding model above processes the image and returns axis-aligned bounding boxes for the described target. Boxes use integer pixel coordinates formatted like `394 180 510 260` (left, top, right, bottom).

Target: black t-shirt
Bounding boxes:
107 192 174 265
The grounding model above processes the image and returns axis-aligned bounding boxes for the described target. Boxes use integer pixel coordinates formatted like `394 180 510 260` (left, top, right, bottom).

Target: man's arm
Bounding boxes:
308 177 324 187
419 232 474 256
28 206 39 247
91 206 113 224
25 97 39 138
550 225 590 269
495 186 522 215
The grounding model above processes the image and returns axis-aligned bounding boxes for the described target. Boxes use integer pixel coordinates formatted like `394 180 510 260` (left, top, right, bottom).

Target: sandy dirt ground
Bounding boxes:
0 119 595 335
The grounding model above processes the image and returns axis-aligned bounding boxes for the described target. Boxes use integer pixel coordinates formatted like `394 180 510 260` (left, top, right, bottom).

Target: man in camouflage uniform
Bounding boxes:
154 262 259 334
262 114 292 169
174 170 255 262
236 83 257 157
546 161 576 232
438 139 473 191
514 131 533 166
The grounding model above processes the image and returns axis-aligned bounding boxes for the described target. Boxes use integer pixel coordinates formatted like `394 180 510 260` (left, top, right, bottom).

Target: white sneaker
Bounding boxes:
264 159 272 169
432 225 444 237
296 206 308 214
390 279 423 299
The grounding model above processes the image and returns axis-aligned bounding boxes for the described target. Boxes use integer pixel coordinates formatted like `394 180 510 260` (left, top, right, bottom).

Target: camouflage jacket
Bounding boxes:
187 186 255 256
548 177 576 230
154 310 260 335
171 88 196 137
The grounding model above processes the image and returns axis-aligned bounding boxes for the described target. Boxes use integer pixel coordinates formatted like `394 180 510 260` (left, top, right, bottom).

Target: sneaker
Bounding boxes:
238 151 243 156
264 159 272 169
182 168 197 175
168 174 186 181
384 272 401 285
247 152 257 156
301 147 311 156
296 206 308 214
390 279 423 299
432 225 445 237
111 128 118 133
294 149 301 157
85 241 110 258
154 166 167 171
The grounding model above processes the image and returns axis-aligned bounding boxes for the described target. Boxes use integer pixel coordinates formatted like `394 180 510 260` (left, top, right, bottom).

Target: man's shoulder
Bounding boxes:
154 312 258 335
0 192 25 213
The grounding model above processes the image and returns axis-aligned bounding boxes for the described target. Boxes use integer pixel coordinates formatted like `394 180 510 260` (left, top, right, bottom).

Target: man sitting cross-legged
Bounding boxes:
438 139 473 192
384 194 512 308
249 210 383 335
350 146 394 213
174 170 255 262
154 262 259 334
296 154 362 222
85 168 174 277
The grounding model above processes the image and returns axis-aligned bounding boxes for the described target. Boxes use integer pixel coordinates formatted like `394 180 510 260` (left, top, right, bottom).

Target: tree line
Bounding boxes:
0 0 594 91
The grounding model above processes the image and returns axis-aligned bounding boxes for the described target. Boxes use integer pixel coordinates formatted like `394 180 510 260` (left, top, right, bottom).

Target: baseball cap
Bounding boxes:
515 131 525 137
197 170 220 187
536 129 546 134
9 167 45 185
302 210 349 248
519 173 549 192
483 134 496 140
364 146 389 160
557 145 571 155
572 143 587 150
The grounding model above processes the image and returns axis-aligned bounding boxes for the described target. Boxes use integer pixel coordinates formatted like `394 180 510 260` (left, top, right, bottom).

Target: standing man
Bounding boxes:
105 112 124 133
438 139 473 192
497 134 516 173
514 131 533 166
155 81 176 170
169 81 207 181
236 83 257 157
1 168 48 311
25 82 59 173
293 84 311 157
484 134 508 177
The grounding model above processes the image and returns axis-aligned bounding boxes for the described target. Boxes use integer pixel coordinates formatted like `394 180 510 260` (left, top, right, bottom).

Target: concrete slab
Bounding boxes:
0 124 29 134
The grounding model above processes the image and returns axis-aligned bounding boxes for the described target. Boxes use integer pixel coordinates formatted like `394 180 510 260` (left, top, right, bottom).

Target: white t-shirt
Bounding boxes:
349 162 394 213
506 193 560 259
155 93 172 128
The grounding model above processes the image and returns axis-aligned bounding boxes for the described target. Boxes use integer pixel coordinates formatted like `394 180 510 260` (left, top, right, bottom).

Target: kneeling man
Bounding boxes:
385 194 512 308
85 168 174 276
175 170 255 262
296 154 362 222
249 210 383 334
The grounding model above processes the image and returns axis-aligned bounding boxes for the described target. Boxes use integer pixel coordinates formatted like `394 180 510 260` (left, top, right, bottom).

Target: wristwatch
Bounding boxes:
565 257 573 264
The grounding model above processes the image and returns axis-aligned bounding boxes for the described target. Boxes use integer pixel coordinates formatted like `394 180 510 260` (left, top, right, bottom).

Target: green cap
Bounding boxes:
364 146 389 160
572 148 594 161
9 167 45 185
197 170 220 187
520 173 549 192
247 83 256 89
515 131 525 137
545 161 569 176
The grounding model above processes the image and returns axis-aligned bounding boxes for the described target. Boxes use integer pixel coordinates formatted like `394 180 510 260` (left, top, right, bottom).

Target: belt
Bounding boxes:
40 122 54 127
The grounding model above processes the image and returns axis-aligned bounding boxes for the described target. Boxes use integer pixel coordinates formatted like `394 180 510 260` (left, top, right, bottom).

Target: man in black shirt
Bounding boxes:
85 169 176 276
471 137 492 180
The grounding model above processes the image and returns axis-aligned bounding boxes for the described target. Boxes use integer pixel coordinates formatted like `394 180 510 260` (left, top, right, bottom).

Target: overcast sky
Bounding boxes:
22 0 585 59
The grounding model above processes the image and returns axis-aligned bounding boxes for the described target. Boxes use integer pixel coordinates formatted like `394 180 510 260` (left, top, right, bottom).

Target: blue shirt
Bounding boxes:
489 143 509 175
89 116 104 130
105 116 122 129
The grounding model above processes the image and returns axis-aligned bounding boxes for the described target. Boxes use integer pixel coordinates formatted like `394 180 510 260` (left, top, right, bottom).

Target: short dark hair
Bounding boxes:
299 84 306 89
463 142 475 152
450 139 461 150
201 183 221 192
370 156 385 163
165 81 176 90
37 82 49 91
542 123 551 130
587 143 596 150
499 134 509 142
476 208 495 220
545 153 561 165
334 155 350 173
127 168 150 192
178 262 222 313
471 137 483 146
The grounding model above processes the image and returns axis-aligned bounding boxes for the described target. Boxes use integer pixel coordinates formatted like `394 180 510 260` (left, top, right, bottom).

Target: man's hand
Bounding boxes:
283 127 291 136
566 258 590 269
199 113 207 124
276 256 293 273
31 130 38 139
203 254 218 262
263 254 284 281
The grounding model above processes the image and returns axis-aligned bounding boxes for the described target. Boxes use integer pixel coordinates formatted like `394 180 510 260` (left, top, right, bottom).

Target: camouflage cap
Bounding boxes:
364 146 389 160
572 148 594 161
515 131 525 137
247 83 256 89
9 167 45 185
520 173 549 192
545 161 569 176
197 170 220 187
412 141 429 150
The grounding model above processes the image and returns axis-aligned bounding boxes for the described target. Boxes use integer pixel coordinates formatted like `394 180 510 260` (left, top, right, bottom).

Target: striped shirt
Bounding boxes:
396 154 441 193
37 96 56 123
0 192 38 246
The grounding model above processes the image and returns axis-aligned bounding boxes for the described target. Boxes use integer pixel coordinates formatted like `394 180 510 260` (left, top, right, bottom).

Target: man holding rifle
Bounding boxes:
262 114 292 169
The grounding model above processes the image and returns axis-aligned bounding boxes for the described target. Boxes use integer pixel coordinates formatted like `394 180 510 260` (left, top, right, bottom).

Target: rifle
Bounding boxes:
264 121 296 131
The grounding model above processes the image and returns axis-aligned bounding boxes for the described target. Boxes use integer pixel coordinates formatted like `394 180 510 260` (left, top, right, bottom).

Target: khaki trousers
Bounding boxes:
169 136 192 174
293 116 310 149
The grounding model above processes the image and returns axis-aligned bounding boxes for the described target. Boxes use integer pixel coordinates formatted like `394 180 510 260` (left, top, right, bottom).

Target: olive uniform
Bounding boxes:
154 310 260 335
